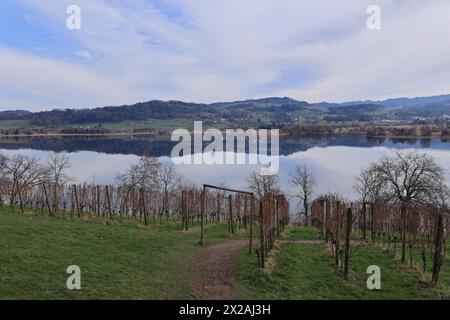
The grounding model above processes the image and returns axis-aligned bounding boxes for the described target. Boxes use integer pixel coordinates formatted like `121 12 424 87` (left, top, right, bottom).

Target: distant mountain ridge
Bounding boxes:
1 93 450 128
0 110 32 120
340 94 450 108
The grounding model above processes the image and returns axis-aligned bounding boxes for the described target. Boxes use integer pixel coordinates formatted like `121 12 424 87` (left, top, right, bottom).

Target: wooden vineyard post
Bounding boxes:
244 195 248 230
322 200 327 238
335 201 340 266
118 187 124 223
43 183 52 216
276 196 280 236
325 200 331 242
432 211 444 285
205 192 208 226
139 188 147 226
96 185 100 216
344 206 352 280
370 202 375 242
73 185 81 218
249 195 254 254
229 195 235 234
184 191 188 231
259 201 265 268
401 203 408 262
181 190 186 230
138 188 142 223
216 193 220 224
200 185 206 246
131 188 136 219
362 202 367 240
105 185 113 221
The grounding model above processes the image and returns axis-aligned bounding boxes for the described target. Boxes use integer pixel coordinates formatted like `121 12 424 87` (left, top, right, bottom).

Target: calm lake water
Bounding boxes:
1 135 450 202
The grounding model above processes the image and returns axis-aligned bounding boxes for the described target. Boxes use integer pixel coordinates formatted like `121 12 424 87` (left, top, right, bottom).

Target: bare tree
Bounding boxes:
135 155 160 189
247 171 279 199
158 162 182 217
0 153 7 171
290 165 316 225
117 155 161 190
354 163 387 239
45 153 72 211
375 150 446 262
0 153 7 181
353 167 371 204
4 155 45 208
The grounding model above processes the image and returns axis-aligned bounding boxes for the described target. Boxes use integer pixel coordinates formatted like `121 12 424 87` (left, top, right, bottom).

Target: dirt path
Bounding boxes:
194 240 248 300
193 238 366 299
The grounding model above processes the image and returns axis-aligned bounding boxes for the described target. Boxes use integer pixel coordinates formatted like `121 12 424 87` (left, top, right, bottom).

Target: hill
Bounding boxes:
1 94 450 134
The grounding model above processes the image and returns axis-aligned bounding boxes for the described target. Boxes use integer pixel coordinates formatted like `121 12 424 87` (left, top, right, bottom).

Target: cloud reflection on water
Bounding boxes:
2 145 450 207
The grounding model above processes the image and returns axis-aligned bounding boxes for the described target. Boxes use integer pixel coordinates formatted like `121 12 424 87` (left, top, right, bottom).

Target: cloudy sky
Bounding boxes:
1 0 450 111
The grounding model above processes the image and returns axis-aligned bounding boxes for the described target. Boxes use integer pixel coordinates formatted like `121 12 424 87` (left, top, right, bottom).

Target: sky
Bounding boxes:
1 0 450 111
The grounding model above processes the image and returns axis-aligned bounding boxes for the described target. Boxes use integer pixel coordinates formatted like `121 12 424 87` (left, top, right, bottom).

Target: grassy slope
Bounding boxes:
237 226 438 300
1 211 443 300
0 209 251 300
374 236 450 299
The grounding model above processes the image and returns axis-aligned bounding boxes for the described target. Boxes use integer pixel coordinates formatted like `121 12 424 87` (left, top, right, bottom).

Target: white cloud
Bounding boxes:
2 0 450 110
0 47 139 110
75 50 93 60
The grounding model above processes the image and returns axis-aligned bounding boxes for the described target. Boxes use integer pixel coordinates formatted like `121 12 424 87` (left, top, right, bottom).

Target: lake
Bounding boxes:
1 135 450 204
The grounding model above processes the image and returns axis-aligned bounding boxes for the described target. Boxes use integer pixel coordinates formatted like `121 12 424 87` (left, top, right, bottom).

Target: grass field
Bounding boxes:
0 210 446 300
0 120 30 130
280 225 320 240
0 118 236 135
0 208 250 300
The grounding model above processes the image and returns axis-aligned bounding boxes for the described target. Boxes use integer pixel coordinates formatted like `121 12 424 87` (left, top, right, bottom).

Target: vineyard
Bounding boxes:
310 197 448 283
1 149 449 299
0 153 289 270
308 150 449 286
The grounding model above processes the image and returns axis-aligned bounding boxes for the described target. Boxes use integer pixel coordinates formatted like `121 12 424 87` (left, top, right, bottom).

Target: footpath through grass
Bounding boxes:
0 209 251 300
1 210 441 300
237 226 438 300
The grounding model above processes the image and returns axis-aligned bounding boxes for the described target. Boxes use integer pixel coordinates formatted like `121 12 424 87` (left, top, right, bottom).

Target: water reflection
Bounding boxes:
1 135 449 202
1 135 450 157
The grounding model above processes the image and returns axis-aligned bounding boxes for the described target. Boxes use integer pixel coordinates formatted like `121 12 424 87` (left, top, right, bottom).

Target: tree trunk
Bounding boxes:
303 197 308 226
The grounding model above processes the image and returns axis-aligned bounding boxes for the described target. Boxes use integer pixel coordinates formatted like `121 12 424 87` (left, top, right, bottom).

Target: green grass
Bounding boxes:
0 120 30 130
280 226 320 241
237 227 438 300
67 119 235 133
373 235 450 299
0 209 252 300
1 211 442 300
94 118 193 132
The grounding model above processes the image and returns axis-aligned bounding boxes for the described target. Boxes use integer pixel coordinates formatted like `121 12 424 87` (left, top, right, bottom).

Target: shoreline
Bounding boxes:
0 131 449 141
